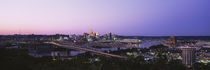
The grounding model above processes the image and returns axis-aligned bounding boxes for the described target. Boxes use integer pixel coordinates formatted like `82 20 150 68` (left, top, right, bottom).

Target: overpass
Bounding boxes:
45 42 127 59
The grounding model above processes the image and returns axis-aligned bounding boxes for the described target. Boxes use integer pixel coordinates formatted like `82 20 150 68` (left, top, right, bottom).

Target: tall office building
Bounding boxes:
108 32 112 40
181 47 196 68
170 36 176 48
96 32 100 36
90 29 95 37
83 33 89 38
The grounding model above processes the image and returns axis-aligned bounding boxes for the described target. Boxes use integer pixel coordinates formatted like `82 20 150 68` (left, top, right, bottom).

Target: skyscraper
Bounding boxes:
90 29 95 37
96 32 99 36
170 36 176 48
108 32 112 40
181 47 196 68
83 33 89 38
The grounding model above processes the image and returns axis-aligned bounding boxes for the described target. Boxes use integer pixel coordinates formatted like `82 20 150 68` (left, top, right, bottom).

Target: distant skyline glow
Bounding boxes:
0 0 210 36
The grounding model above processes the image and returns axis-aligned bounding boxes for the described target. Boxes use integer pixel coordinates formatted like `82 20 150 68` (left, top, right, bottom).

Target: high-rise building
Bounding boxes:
95 32 100 39
96 32 99 36
90 29 95 37
170 36 176 48
108 32 112 40
181 47 196 68
103 34 108 40
83 33 89 38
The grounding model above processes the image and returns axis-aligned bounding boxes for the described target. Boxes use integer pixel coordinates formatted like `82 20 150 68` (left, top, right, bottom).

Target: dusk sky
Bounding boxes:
0 0 210 36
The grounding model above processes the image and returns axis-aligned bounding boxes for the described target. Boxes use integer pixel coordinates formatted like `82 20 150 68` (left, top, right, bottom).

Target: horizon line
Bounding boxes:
0 34 210 37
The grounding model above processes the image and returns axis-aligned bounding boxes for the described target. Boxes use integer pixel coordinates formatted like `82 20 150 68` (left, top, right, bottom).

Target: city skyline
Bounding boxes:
0 0 210 36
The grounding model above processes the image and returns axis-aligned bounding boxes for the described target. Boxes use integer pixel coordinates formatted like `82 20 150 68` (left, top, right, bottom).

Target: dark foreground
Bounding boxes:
0 48 209 70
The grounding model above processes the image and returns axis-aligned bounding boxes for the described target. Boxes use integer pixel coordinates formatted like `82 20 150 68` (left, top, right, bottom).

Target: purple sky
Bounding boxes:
0 0 210 36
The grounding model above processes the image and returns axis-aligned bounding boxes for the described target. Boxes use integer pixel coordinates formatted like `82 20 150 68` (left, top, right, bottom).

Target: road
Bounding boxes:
46 42 127 59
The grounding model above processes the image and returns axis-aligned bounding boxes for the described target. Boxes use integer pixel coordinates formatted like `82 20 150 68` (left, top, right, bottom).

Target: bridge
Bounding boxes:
85 42 139 48
45 42 127 59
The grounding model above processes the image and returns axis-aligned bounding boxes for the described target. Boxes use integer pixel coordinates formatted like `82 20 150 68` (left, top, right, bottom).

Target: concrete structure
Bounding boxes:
46 42 127 59
108 32 112 40
181 47 196 68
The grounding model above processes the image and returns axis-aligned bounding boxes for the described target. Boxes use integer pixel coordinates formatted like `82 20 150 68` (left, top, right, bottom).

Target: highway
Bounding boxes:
46 42 127 59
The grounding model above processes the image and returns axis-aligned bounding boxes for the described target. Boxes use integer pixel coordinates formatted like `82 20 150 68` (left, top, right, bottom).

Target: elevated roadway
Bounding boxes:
46 42 127 59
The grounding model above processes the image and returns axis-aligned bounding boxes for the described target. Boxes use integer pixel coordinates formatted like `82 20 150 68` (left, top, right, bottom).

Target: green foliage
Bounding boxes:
0 48 187 70
193 63 210 70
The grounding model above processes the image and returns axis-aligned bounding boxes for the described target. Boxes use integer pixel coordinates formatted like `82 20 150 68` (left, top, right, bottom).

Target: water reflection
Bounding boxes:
23 46 86 57
15 40 163 58
138 40 163 48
